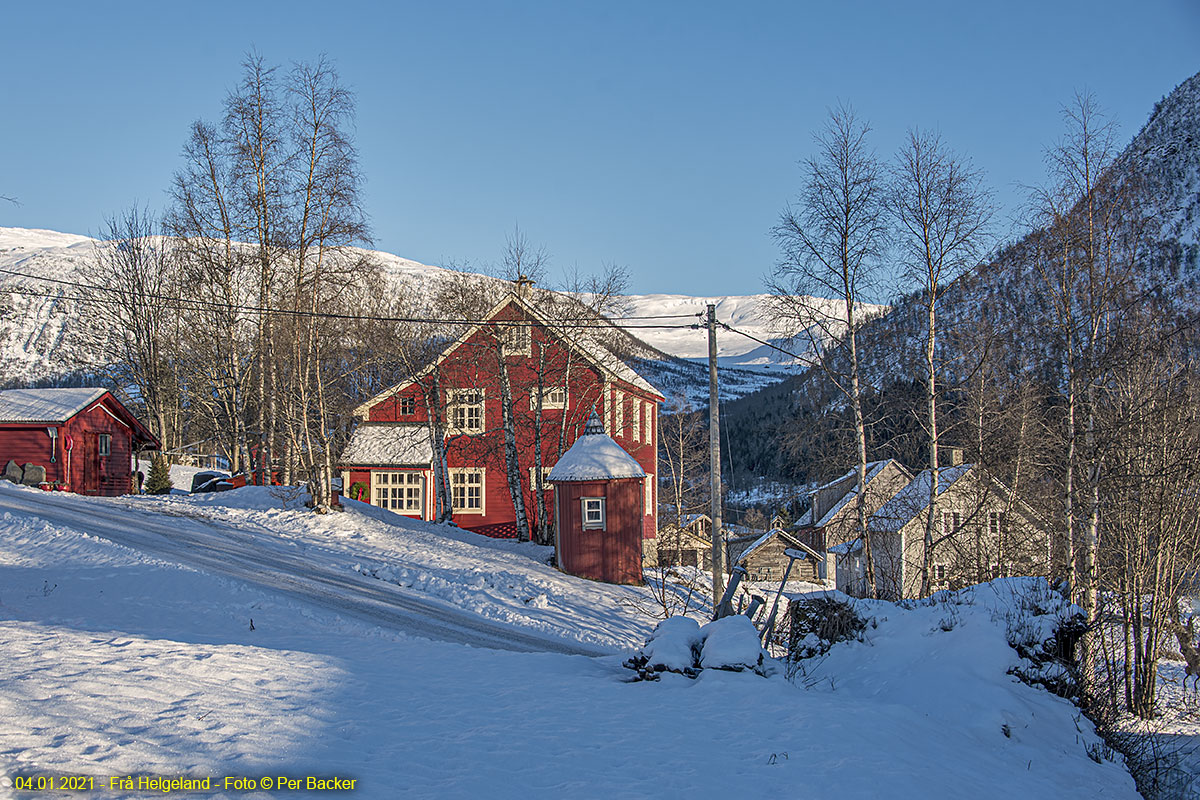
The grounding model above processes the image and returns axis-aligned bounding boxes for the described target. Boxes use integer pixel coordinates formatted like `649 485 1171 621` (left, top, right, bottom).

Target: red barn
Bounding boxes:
339 293 662 545
548 413 646 584
0 388 160 496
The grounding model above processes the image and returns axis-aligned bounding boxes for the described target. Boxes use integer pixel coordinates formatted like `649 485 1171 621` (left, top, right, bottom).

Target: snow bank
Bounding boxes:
0 493 1142 799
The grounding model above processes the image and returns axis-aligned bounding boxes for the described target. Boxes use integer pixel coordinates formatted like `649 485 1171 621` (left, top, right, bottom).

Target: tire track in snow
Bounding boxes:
0 488 608 657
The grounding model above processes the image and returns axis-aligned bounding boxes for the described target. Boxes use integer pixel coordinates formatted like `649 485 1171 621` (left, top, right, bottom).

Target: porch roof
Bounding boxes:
339 425 432 467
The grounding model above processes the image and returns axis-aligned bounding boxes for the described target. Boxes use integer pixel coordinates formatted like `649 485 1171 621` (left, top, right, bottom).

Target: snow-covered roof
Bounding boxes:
737 530 777 562
869 464 973 533
803 459 897 529
737 528 823 564
828 539 863 555
0 387 107 423
547 414 646 482
339 425 433 466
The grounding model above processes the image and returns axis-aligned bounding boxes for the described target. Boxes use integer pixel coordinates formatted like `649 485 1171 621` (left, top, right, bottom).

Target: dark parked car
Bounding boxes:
191 470 233 493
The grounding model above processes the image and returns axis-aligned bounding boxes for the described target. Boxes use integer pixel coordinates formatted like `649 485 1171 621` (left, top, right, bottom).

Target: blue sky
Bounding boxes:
2 1 1197 298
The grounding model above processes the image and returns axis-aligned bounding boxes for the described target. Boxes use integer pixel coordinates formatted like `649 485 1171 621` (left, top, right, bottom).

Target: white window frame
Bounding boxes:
603 384 612 435
372 471 424 514
632 402 641 442
447 389 485 434
614 390 624 437
98 433 112 457
398 396 416 416
528 466 552 489
500 322 531 356
532 386 566 411
645 472 654 516
941 510 962 537
581 497 606 530
450 468 485 514
932 562 949 585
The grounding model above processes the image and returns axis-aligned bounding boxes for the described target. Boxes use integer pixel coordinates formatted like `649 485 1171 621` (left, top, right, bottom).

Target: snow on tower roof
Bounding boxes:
339 425 433 466
0 387 107 423
547 413 645 482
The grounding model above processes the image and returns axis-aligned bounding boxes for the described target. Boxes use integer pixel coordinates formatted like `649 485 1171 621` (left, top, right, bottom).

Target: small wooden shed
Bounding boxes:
0 388 159 496
547 413 645 585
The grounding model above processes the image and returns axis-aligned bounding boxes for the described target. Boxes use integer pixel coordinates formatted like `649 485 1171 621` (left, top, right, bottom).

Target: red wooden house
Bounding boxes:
339 294 663 543
0 387 160 496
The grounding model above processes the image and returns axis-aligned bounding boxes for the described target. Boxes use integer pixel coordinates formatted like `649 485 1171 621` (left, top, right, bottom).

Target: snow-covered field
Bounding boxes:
0 483 1141 798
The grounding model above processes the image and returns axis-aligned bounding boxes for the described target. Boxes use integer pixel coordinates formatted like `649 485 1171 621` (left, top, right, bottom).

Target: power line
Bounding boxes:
0 270 700 332
719 323 809 362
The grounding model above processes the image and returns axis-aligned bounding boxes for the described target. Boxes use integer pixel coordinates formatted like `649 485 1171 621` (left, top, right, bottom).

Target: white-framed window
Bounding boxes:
581 497 605 530
499 322 531 356
532 386 566 410
398 396 416 416
450 468 485 513
372 471 424 514
932 563 948 585
98 433 111 457
645 471 654 515
529 466 552 489
643 401 653 445
447 389 484 433
941 511 962 537
990 562 1002 580
614 390 624 436
632 402 641 442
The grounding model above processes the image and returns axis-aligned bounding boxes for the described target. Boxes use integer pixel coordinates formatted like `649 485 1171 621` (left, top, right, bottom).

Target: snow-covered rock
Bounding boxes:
698 615 766 672
639 616 703 673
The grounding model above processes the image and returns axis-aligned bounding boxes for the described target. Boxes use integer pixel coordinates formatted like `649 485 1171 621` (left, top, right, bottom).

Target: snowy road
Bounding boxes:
0 486 607 657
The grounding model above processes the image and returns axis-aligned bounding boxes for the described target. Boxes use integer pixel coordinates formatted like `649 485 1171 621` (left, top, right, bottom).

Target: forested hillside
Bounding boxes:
725 70 1200 491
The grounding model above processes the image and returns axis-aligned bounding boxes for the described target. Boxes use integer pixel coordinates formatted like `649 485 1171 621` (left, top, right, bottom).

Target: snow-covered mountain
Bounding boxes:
0 228 99 381
0 226 860 401
614 292 884 372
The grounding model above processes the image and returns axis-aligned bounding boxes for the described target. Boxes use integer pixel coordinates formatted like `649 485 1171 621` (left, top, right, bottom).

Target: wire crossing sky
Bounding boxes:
2 1 1197 298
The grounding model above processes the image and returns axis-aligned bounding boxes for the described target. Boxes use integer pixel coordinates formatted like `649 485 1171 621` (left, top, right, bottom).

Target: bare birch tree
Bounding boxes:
167 120 255 472
81 206 184 453
225 52 290 484
889 128 994 596
1032 94 1148 692
769 103 887 597
283 56 372 511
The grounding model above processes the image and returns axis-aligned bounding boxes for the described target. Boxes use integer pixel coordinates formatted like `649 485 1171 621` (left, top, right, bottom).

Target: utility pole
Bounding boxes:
707 303 725 609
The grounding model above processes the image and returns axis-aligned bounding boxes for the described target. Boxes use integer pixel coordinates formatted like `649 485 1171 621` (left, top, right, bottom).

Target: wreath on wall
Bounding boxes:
349 481 368 502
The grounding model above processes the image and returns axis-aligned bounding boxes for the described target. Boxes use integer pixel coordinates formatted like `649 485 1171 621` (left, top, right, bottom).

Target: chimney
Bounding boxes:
514 274 534 300
940 446 964 467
